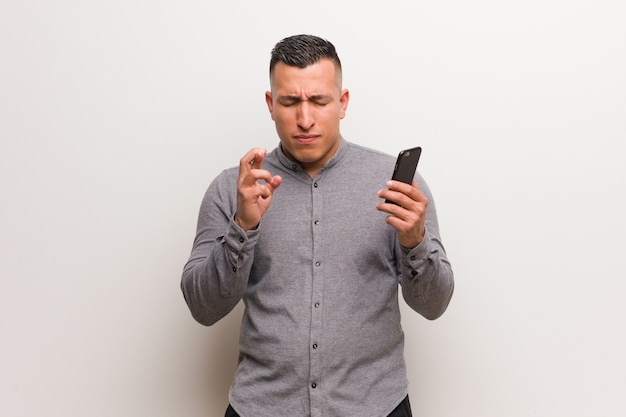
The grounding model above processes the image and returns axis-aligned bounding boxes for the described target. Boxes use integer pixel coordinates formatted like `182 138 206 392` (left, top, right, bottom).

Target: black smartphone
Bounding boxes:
385 146 422 203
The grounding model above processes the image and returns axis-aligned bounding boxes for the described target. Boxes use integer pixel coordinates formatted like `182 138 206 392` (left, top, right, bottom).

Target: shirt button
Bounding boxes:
232 267 237 273
239 237 244 243
315 262 321 267
311 382 317 389
314 220 320 226
313 182 319 188
312 343 318 349
292 164 298 170
411 270 418 277
314 302 320 308
410 255 416 261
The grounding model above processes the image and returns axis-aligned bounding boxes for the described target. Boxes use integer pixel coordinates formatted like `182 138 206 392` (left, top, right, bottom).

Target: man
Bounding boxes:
181 34 454 417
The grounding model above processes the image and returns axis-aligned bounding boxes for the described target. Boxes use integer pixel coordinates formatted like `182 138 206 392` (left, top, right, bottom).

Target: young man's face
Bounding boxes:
266 59 349 177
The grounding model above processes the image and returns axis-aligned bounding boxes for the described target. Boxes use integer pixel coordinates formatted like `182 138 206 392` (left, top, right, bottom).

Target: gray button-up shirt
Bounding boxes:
182 139 454 417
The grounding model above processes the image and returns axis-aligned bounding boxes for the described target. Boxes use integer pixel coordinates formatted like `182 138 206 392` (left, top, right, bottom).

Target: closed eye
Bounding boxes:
278 96 300 107
277 95 332 107
309 95 331 106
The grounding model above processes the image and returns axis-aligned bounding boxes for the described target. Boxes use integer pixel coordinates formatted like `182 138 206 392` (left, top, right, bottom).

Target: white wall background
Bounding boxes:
1 1 625 416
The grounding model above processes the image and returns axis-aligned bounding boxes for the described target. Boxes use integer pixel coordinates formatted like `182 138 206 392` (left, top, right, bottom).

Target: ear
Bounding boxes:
339 88 350 119
265 91 275 120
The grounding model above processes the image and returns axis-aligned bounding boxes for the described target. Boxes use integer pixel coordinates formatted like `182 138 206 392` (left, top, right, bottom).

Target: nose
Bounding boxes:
297 102 315 131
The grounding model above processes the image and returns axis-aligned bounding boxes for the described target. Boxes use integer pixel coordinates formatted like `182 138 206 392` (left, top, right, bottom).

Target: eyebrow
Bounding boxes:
278 94 332 103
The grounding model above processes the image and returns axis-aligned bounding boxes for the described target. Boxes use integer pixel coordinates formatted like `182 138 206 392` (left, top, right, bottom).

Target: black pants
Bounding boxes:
225 395 412 417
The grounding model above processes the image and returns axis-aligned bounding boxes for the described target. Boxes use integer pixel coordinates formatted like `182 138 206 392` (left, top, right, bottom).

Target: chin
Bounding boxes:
291 155 316 165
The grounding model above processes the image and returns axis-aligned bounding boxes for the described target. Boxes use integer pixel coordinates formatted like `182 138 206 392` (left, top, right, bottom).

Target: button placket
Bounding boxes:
309 177 324 413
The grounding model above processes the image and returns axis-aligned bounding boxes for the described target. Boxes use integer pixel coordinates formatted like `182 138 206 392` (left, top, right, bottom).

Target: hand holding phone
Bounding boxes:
385 146 421 203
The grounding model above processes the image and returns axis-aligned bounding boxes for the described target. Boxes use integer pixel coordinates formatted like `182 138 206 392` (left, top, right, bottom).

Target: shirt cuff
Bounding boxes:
400 229 432 277
225 216 260 261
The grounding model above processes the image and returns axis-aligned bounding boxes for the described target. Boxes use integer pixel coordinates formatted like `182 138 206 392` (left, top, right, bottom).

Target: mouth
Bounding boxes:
294 135 320 144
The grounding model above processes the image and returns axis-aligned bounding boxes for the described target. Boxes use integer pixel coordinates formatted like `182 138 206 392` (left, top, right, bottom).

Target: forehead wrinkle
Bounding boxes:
269 60 342 95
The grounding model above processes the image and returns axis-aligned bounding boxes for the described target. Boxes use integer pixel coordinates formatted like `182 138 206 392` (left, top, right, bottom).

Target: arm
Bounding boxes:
181 148 282 326
181 173 256 326
377 176 454 320
397 223 454 320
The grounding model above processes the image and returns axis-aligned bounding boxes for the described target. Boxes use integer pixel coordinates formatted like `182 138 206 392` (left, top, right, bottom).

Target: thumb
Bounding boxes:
268 175 282 190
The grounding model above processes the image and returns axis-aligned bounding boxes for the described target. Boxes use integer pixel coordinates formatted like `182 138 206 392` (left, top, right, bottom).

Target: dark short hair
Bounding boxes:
269 34 342 75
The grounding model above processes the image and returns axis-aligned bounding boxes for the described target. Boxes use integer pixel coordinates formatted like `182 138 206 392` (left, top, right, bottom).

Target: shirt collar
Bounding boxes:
275 136 348 176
